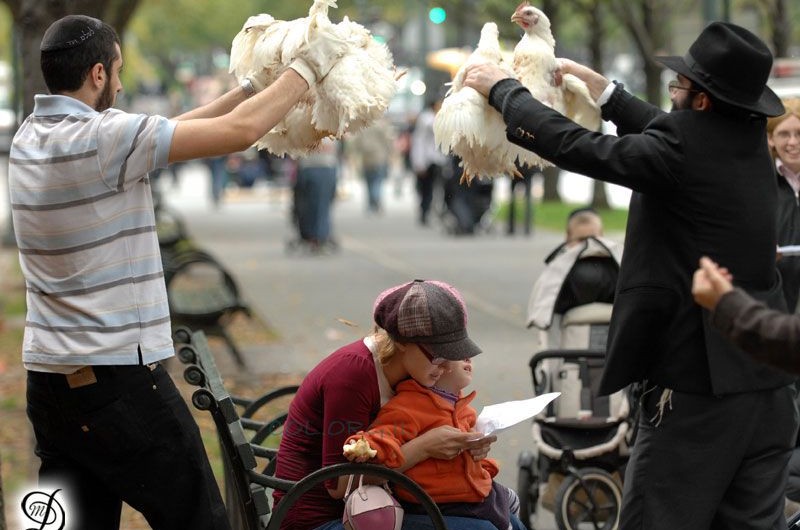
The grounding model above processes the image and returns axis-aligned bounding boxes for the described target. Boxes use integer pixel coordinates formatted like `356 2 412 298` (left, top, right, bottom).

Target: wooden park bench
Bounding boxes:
175 329 448 530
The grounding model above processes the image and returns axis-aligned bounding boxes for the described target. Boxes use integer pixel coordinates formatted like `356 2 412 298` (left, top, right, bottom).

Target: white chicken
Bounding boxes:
433 22 527 184
511 2 601 169
228 0 398 158
229 14 276 82
313 16 398 137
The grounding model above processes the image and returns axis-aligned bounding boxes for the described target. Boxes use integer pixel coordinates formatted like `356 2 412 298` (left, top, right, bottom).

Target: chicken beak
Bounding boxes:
510 12 521 23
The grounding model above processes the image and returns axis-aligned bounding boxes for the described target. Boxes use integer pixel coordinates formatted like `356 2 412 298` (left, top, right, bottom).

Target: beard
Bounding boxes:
94 78 115 111
671 95 693 112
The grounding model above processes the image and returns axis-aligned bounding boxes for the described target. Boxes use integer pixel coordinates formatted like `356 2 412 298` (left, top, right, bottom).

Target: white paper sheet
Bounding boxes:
475 392 561 436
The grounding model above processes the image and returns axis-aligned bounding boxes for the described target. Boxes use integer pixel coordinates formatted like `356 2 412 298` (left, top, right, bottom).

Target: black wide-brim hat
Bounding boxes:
656 21 784 117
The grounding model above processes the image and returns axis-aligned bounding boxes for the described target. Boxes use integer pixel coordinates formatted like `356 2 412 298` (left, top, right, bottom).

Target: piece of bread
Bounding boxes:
343 437 377 459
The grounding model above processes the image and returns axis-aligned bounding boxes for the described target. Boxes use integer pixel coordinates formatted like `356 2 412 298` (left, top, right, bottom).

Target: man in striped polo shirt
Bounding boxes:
10 14 347 530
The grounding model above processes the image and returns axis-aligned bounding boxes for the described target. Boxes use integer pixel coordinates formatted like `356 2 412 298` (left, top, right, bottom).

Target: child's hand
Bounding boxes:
420 427 478 460
343 437 377 462
465 433 497 461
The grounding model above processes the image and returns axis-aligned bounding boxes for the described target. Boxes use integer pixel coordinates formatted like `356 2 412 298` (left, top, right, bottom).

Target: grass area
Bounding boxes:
496 199 629 234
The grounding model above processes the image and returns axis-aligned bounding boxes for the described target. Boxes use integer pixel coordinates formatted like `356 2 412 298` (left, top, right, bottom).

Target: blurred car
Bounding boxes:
769 58 800 100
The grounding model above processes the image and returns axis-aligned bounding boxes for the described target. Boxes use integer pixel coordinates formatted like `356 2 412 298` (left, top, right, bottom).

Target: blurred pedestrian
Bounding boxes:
347 117 396 214
293 137 339 252
411 97 447 226
506 165 534 236
205 155 228 208
9 14 348 530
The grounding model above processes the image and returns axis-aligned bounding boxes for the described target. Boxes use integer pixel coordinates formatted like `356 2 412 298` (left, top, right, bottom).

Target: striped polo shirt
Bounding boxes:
9 94 177 371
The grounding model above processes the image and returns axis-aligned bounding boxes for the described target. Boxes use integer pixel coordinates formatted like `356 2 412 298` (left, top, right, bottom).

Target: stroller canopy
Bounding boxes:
526 236 622 330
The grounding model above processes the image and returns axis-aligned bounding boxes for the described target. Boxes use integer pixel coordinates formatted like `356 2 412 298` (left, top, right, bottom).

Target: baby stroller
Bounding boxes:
518 236 635 530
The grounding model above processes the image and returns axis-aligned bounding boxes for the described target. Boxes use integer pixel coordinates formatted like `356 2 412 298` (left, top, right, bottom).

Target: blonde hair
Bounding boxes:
372 326 401 365
767 98 800 160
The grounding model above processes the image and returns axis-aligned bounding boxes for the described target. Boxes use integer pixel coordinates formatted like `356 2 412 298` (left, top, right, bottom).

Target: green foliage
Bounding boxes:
0 4 9 63
497 199 629 233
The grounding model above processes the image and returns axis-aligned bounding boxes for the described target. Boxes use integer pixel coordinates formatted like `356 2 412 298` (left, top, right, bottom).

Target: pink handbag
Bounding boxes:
342 474 404 530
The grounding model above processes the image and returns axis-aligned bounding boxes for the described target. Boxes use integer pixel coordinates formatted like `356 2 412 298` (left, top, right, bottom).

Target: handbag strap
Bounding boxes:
345 474 394 502
344 474 355 499
344 474 367 499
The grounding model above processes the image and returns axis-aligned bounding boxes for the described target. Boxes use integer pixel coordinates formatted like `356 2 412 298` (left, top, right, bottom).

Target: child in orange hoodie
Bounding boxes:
343 358 520 530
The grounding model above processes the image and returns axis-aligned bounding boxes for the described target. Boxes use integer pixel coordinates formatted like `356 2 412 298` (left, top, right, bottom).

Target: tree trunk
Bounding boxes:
766 0 791 57
2 0 142 116
610 0 672 106
585 0 610 209
0 460 6 530
541 165 561 202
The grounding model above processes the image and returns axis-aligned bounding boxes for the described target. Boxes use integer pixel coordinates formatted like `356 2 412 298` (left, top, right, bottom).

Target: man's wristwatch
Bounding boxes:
240 78 256 98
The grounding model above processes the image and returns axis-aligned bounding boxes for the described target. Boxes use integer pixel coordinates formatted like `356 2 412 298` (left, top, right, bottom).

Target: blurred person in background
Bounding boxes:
347 116 396 214
292 137 340 253
411 97 447 226
770 98 800 312
506 164 534 236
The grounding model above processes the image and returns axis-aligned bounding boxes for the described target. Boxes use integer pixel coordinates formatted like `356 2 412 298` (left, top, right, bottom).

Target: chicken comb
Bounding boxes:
514 1 531 12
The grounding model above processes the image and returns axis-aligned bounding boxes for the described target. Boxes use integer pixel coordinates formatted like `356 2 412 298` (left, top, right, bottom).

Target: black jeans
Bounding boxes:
26 364 230 530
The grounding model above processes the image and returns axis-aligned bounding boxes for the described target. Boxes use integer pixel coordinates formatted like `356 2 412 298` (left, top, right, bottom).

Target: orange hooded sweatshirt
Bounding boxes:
346 378 499 504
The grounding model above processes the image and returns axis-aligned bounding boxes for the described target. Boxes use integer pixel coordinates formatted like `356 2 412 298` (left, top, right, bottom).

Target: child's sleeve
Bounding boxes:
480 457 500 478
345 398 422 468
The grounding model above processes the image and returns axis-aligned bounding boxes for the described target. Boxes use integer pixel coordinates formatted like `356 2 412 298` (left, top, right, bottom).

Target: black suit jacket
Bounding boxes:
490 80 795 395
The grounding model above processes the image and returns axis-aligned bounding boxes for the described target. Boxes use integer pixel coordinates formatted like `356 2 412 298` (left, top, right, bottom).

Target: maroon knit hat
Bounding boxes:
373 280 482 361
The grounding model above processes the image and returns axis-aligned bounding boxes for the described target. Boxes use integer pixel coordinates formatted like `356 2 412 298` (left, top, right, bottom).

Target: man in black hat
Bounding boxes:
464 21 798 529
11 13 349 530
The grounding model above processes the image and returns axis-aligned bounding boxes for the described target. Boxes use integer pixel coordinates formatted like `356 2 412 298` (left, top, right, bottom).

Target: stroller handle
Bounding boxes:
529 349 606 367
529 348 606 394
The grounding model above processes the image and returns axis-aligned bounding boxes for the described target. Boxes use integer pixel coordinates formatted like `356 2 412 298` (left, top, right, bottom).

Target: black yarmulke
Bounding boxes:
41 15 103 52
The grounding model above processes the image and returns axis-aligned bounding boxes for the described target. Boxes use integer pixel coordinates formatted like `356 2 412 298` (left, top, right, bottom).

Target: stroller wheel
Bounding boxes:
516 452 539 530
554 467 621 530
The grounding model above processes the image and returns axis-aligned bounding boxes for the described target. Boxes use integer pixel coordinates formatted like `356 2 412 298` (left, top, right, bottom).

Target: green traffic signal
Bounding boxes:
428 7 446 24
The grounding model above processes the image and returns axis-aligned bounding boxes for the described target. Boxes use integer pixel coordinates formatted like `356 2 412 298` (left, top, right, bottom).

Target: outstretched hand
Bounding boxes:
691 256 734 310
463 63 515 98
555 58 611 101
289 16 348 86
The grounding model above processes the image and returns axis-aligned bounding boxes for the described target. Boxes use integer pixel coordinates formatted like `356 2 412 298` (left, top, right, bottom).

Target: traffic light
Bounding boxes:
428 7 446 24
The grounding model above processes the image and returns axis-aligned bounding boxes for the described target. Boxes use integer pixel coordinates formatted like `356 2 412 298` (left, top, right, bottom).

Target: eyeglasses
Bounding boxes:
418 344 447 365
667 81 700 96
